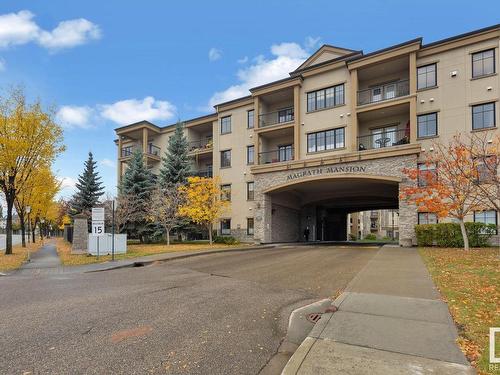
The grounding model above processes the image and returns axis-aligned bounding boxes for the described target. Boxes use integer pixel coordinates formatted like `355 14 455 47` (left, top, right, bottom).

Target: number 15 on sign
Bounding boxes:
92 221 104 236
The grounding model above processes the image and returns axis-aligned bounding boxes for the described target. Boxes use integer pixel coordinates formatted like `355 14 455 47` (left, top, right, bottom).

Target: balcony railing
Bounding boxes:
192 169 213 178
121 144 161 158
357 79 409 106
258 147 294 164
189 139 213 153
357 129 410 151
147 144 161 157
259 107 294 128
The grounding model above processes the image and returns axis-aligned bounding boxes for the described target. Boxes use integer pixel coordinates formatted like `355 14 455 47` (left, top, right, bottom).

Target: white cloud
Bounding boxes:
100 158 115 168
0 10 100 51
208 47 222 62
237 56 248 64
209 42 309 107
100 96 176 125
58 176 77 191
56 105 94 129
305 36 321 50
37 18 101 50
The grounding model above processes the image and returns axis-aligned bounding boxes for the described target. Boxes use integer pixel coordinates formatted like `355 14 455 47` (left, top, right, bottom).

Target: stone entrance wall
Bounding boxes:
253 154 418 246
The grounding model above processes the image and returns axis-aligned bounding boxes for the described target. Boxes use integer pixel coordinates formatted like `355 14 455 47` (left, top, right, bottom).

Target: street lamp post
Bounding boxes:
26 206 31 261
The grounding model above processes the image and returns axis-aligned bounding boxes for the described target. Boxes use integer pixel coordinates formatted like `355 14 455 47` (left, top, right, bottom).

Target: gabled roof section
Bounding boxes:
294 44 359 72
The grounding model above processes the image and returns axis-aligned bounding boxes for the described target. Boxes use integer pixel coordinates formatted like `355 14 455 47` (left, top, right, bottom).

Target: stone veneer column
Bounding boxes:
398 176 418 246
72 214 88 254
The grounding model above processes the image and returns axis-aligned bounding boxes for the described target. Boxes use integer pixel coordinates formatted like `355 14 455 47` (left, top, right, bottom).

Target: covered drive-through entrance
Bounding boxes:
252 151 419 246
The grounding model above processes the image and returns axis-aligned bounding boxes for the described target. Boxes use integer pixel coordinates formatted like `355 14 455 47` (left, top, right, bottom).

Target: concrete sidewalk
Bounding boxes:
282 247 475 374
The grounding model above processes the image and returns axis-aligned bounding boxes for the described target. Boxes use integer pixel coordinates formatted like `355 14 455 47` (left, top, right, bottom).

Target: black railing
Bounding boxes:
189 139 213 152
357 80 409 106
192 169 213 178
258 147 294 164
121 146 135 157
147 144 161 156
121 144 161 157
357 129 410 151
258 107 294 127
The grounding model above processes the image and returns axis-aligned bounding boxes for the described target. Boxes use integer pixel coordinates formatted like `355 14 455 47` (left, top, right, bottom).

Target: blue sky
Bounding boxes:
0 0 498 198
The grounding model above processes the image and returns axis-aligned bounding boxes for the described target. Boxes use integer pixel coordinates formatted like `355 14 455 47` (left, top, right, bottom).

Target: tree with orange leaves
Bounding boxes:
401 134 493 250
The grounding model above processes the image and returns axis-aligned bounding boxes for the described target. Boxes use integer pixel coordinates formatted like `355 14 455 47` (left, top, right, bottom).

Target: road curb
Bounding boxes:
85 244 277 273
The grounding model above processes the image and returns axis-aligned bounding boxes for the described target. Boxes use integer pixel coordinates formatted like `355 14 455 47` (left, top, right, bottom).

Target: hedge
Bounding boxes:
415 222 497 247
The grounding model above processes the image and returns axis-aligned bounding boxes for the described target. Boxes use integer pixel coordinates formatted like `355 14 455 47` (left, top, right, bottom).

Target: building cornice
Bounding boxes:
251 143 421 174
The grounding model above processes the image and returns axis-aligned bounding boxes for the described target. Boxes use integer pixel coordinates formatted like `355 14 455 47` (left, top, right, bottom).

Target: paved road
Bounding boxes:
0 245 379 374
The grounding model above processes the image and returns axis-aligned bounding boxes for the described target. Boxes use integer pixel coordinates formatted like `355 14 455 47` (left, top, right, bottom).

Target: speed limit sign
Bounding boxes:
92 221 105 236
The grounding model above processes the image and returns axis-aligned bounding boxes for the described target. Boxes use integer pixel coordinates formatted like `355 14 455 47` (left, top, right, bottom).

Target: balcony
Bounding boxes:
258 146 294 164
357 80 409 106
191 169 213 178
189 139 213 154
357 129 409 151
121 144 161 158
259 107 294 128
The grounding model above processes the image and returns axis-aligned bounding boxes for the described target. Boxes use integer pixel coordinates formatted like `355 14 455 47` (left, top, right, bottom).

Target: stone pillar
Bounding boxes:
72 214 88 254
254 188 272 244
398 181 418 247
351 212 360 240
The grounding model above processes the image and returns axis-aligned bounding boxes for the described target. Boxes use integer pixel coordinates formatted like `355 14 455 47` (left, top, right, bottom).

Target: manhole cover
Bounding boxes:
306 313 322 324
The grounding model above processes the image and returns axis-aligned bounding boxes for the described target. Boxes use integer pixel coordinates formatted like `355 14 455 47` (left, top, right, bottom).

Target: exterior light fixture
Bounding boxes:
420 99 425 104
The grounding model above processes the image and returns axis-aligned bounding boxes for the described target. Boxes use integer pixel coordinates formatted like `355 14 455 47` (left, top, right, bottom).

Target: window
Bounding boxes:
418 212 438 225
278 145 293 162
474 210 498 234
247 182 254 201
418 163 437 187
417 64 437 89
472 49 495 78
307 84 344 112
247 145 254 164
220 219 231 235
278 107 294 123
220 116 231 134
247 218 254 235
221 150 231 168
472 103 496 130
247 110 254 129
417 113 438 138
307 128 345 153
221 184 231 201
476 155 497 183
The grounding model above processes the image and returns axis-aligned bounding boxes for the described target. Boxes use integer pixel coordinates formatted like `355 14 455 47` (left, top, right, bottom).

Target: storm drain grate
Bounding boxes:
306 313 322 324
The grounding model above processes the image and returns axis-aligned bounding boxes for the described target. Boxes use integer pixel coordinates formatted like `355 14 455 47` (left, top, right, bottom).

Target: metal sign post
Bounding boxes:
92 207 105 259
111 199 115 262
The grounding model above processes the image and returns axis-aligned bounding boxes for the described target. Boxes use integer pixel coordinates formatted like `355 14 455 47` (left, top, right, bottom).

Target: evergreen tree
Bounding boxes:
119 149 155 242
70 152 105 216
159 121 191 188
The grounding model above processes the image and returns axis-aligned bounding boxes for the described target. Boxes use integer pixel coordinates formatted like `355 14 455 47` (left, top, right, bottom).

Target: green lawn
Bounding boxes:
419 247 500 374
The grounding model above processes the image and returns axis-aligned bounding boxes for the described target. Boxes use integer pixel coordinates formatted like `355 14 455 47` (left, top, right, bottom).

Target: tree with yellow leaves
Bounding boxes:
178 176 229 244
14 166 59 246
0 87 65 254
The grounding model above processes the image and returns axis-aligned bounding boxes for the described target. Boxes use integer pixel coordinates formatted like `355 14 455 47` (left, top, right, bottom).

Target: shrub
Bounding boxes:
364 234 377 241
415 224 435 246
213 235 239 245
465 222 497 247
435 223 463 248
414 222 496 248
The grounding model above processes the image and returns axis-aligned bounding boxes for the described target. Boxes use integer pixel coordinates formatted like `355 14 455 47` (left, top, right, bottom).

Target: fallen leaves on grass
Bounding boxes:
419 247 499 374
0 241 43 271
55 237 249 266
